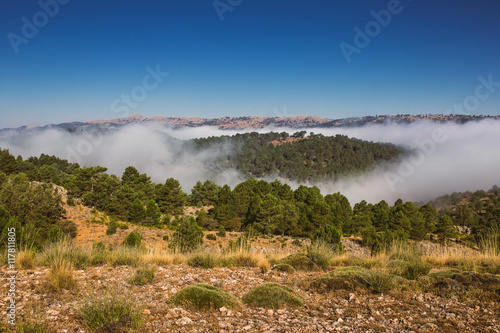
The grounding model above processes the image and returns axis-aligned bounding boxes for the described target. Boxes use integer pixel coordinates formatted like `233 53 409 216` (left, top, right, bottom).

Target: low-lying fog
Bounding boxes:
1 119 499 205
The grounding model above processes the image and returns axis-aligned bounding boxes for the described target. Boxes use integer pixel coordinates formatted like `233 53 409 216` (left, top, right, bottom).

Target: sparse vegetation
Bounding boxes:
122 231 144 248
78 288 143 331
168 284 240 310
242 283 304 309
129 266 156 285
276 253 319 271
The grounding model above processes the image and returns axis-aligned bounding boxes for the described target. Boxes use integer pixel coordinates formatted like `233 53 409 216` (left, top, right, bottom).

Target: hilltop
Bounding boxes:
2 114 500 135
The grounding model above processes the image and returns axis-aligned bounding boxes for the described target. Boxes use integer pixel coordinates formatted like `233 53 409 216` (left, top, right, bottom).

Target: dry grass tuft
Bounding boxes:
17 250 36 269
47 258 76 291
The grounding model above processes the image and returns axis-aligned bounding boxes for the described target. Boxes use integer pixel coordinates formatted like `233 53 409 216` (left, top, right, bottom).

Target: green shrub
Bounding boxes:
117 222 129 230
388 256 431 280
92 241 106 252
359 270 398 293
307 240 337 269
122 231 143 248
169 217 204 253
313 225 344 253
90 243 108 266
292 239 302 246
276 253 318 271
272 264 296 273
106 220 117 235
216 225 226 237
168 284 240 310
428 269 462 281
227 234 250 253
242 283 304 309
206 234 217 241
47 226 62 244
66 195 75 206
129 266 156 285
78 289 143 331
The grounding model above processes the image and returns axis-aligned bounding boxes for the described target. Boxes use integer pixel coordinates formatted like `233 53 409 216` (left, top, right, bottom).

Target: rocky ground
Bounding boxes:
2 262 500 333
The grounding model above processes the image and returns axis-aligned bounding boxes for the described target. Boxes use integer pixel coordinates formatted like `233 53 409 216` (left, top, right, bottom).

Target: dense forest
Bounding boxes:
0 147 499 252
189 131 406 181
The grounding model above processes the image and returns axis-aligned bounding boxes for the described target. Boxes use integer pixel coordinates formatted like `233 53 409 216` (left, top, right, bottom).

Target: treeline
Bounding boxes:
426 187 500 238
189 131 406 182
1 148 499 251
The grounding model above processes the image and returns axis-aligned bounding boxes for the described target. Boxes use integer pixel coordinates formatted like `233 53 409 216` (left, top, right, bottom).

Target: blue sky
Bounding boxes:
1 0 500 128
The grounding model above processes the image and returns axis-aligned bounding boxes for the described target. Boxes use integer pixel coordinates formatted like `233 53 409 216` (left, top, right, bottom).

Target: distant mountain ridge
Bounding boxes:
2 113 500 135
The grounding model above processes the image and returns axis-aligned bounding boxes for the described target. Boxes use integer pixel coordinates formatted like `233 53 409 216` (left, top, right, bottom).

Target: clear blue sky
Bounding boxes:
1 0 500 128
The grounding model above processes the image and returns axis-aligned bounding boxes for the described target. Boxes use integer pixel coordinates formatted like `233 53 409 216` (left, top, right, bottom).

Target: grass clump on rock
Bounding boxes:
275 253 318 271
242 283 304 309
129 266 156 285
310 266 400 294
168 283 240 310
78 289 143 331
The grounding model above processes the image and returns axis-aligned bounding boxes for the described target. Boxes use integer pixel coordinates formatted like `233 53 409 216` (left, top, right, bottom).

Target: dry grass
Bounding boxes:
142 247 176 266
16 250 36 269
46 258 77 291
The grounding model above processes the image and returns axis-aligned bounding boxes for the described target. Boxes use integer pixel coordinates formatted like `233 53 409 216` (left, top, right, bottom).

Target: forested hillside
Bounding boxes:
189 131 406 181
0 147 499 252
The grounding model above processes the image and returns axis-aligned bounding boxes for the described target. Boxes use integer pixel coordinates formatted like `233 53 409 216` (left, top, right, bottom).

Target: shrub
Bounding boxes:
106 220 117 235
292 239 302 246
162 234 169 241
272 264 296 273
47 226 62 244
276 253 318 271
117 222 129 230
216 225 226 237
310 267 398 294
227 234 250 253
242 283 304 309
307 240 337 269
359 270 398 293
47 258 76 291
92 241 106 252
122 231 143 248
313 225 344 253
129 266 156 285
169 217 204 253
168 284 240 310
67 195 75 206
187 253 218 269
428 269 462 281
388 254 431 280
78 289 143 331
206 233 217 241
